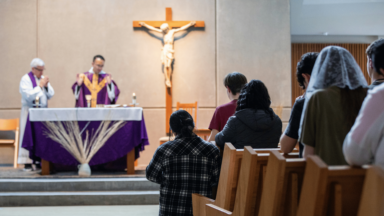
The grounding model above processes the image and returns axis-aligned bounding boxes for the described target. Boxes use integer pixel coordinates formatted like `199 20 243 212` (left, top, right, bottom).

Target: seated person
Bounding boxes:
343 40 384 169
146 110 221 216
280 52 318 157
366 38 384 89
215 80 282 149
299 46 368 165
208 72 247 141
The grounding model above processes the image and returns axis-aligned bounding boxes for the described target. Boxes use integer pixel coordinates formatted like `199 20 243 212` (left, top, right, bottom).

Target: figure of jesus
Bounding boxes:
139 21 196 87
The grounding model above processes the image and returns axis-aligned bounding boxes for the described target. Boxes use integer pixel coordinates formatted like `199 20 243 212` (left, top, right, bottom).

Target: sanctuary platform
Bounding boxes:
0 167 159 207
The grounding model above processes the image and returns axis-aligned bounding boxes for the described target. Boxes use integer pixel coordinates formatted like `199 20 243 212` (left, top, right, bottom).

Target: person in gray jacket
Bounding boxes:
215 80 282 149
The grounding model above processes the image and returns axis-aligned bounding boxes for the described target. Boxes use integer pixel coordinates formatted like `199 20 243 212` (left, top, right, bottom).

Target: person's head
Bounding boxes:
308 46 368 130
170 110 195 137
307 46 367 92
160 23 169 33
366 38 384 79
30 58 45 79
223 72 247 100
92 55 105 74
372 40 384 76
236 80 273 119
296 52 318 89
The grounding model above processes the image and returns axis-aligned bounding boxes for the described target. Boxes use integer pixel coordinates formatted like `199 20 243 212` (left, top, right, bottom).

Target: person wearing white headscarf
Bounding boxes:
19 58 54 170
298 46 368 165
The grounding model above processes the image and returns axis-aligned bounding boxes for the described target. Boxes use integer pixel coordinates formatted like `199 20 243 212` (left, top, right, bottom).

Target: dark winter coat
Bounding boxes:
215 108 282 149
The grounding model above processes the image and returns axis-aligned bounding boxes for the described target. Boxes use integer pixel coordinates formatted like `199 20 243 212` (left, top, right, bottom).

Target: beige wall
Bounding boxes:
0 0 291 166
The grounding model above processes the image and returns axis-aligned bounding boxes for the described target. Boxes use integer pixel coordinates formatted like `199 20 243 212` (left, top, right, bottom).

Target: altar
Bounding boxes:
22 107 149 175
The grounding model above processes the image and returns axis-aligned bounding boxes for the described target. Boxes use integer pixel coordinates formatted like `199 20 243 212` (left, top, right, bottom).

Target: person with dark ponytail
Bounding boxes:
146 110 221 216
215 80 282 149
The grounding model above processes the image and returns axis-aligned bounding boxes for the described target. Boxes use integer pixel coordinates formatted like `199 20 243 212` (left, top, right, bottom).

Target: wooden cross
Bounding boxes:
133 8 205 135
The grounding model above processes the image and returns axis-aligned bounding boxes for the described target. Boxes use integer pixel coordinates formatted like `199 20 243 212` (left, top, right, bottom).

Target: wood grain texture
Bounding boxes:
133 8 204 28
176 101 198 126
41 159 51 175
205 149 301 216
205 147 269 216
193 143 239 216
0 119 20 168
193 144 300 216
166 7 172 21
297 155 367 216
357 166 384 216
166 86 172 135
133 21 205 28
258 150 305 216
126 149 135 174
291 43 370 105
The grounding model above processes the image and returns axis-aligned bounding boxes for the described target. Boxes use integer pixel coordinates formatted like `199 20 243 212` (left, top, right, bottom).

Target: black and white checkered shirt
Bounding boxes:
146 135 221 216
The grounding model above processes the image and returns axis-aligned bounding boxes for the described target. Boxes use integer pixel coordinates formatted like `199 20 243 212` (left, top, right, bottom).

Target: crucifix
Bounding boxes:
133 8 205 135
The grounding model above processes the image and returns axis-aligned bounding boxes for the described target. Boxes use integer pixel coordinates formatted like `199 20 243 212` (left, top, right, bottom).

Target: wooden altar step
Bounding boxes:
0 178 159 206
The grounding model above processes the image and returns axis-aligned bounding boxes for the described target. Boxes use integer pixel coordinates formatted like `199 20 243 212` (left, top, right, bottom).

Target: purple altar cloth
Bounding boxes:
22 115 149 166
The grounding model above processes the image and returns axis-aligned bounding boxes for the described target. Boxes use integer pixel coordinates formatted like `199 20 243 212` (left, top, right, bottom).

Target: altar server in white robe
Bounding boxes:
18 58 54 170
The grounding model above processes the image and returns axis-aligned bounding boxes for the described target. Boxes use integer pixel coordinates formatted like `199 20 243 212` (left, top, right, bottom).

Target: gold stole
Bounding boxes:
83 73 107 107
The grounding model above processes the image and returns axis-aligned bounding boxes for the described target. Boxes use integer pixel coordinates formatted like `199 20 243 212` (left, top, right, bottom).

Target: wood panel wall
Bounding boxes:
291 43 370 105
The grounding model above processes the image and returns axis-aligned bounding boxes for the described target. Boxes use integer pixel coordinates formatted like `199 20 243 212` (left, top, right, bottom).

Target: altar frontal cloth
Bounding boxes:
22 108 149 167
29 107 142 121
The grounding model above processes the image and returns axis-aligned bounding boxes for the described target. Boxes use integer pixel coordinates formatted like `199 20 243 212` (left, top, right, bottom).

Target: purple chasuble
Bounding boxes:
72 72 120 107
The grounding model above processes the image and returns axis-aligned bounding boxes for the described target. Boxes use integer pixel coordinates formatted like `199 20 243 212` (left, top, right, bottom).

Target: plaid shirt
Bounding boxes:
146 135 221 216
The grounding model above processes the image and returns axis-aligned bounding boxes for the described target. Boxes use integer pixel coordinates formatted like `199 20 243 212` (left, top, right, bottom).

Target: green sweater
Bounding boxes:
299 86 366 165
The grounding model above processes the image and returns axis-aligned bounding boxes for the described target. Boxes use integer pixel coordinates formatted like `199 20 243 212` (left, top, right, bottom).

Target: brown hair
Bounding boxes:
223 72 247 95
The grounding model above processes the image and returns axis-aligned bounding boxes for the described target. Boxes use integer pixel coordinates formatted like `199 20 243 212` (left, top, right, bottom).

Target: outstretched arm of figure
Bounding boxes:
174 21 196 33
139 22 162 33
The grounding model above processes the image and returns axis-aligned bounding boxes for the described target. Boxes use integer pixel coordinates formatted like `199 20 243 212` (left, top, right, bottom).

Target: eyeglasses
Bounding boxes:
34 67 44 72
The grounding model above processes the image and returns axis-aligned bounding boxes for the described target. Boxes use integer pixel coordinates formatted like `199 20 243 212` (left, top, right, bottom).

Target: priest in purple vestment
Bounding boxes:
72 55 120 107
19 58 55 171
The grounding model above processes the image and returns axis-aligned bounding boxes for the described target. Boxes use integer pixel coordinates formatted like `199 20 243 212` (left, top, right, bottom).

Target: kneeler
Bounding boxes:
296 156 367 216
357 166 384 216
192 143 299 216
205 149 301 216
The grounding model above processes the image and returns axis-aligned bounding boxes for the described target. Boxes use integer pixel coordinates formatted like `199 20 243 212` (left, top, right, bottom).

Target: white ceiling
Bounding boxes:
291 0 384 35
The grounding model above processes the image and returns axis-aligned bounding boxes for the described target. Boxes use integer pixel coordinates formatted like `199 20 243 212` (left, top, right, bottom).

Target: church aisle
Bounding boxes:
0 205 159 216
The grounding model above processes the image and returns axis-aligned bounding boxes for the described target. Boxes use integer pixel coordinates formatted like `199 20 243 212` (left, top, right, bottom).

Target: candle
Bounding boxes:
132 93 136 105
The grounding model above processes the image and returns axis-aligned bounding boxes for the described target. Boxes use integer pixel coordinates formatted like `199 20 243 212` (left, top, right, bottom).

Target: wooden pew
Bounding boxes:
193 143 299 216
205 149 305 216
296 155 367 216
258 150 306 216
357 166 384 216
192 143 262 216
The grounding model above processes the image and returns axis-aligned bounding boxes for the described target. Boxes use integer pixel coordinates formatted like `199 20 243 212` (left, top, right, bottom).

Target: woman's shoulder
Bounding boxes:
195 138 221 155
369 83 384 98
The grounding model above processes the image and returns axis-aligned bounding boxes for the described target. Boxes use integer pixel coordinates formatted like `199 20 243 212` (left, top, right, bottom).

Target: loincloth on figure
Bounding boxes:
161 46 175 65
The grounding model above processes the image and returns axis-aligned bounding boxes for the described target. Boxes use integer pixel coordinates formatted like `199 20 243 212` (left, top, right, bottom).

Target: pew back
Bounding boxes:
258 150 306 216
192 143 242 216
357 166 384 216
192 143 298 216
297 156 366 216
205 146 269 216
